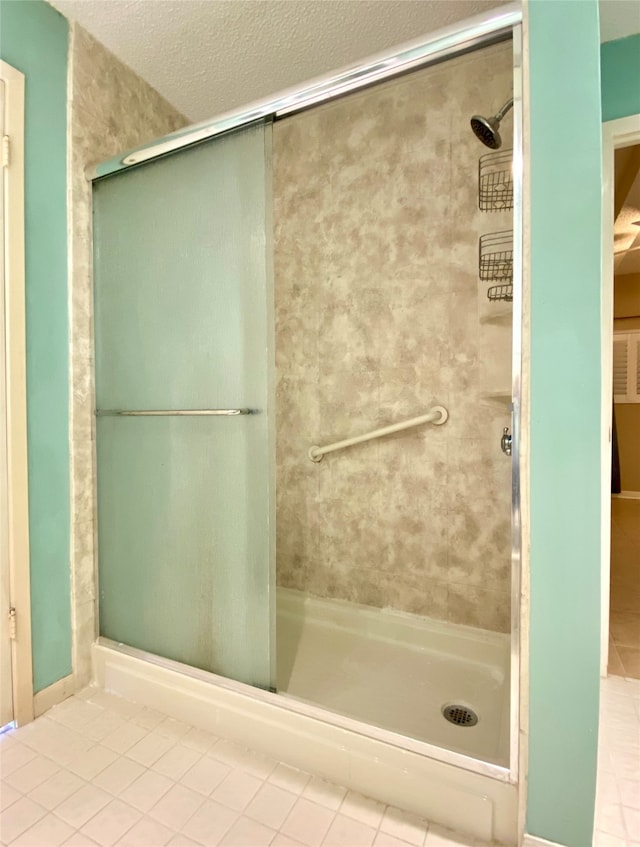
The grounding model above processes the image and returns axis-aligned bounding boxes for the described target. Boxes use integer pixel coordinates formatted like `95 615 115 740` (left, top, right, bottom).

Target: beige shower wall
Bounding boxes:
69 24 187 685
273 41 513 632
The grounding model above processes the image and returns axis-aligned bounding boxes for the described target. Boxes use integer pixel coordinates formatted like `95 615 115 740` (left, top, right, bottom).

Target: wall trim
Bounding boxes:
0 59 34 728
601 112 640 678
33 673 76 718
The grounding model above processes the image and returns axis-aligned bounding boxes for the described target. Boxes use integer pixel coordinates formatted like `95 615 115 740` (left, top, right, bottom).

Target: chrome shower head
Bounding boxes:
470 98 514 149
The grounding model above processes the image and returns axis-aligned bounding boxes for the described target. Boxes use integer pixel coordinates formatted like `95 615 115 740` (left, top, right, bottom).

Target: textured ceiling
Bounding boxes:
50 0 507 121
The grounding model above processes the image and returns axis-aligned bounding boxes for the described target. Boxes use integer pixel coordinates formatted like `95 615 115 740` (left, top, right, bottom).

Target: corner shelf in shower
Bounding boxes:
480 390 513 407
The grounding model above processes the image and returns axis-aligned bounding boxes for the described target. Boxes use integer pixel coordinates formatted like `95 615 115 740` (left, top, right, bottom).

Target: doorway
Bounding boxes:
609 141 640 679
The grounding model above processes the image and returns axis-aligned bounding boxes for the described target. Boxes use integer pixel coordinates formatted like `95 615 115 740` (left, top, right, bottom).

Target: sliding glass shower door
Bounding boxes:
93 123 275 690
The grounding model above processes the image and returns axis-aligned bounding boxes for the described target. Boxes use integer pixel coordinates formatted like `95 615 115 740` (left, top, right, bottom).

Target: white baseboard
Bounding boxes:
93 642 518 844
523 835 565 847
33 673 76 717
612 491 640 499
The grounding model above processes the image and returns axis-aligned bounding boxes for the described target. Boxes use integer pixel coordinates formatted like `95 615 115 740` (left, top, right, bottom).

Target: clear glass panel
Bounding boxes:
93 123 274 690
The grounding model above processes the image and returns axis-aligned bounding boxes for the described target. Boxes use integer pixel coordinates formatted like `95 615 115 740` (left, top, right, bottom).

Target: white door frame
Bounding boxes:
600 113 640 678
1 59 33 725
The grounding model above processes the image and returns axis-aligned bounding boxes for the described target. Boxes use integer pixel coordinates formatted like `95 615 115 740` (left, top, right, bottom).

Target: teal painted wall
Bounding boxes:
601 34 640 122
0 0 71 693
526 1 602 845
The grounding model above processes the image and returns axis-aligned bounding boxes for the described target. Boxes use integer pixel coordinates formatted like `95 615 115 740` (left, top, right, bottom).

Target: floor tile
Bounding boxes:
0 780 22 811
67 745 120 781
245 782 298 830
618 778 640 810
623 804 640 841
55 783 112 829
272 836 307 847
130 708 165 732
61 833 102 846
10 812 75 846
374 832 418 847
340 790 385 828
156 718 192 743
4 754 60 794
0 743 37 778
115 816 175 847
424 825 474 845
165 836 203 847
27 769 86 811
181 728 218 755
210 770 263 812
80 798 143 847
93 757 146 796
593 833 627 847
322 813 377 846
0 795 47 843
148 783 204 830
126 733 176 768
180 755 230 796
152 744 202 780
180 797 238 845
268 764 310 795
301 777 346 811
595 799 628 839
379 807 429 846
219 815 276 846
280 797 335 847
119 769 174 813
101 722 148 755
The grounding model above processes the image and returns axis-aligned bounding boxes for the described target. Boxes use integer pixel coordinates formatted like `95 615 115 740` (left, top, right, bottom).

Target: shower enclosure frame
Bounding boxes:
88 3 525 787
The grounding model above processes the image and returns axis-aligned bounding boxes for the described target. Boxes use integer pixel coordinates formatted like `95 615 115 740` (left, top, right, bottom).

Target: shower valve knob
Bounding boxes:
501 427 512 457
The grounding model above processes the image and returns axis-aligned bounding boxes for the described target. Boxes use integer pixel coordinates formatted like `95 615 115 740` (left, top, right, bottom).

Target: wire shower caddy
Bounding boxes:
479 230 513 302
478 149 514 212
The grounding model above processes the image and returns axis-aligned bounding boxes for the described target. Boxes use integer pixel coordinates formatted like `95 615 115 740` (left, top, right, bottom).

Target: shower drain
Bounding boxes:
442 704 478 727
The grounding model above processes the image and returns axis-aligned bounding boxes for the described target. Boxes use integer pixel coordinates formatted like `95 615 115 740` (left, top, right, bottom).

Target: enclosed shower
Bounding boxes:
90 17 521 830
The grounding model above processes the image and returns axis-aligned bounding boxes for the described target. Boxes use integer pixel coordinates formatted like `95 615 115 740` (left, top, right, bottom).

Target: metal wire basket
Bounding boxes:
487 283 513 302
479 230 513 282
478 149 513 211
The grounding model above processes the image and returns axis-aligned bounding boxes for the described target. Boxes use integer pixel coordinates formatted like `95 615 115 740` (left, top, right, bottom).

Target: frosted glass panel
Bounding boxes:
93 124 274 690
94 124 270 411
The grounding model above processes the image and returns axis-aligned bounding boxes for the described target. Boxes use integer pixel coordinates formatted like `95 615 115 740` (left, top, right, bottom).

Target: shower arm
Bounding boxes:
495 98 514 122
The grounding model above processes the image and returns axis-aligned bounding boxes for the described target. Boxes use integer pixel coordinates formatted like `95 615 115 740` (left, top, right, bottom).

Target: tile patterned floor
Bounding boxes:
609 498 640 680
0 687 489 847
595 675 640 847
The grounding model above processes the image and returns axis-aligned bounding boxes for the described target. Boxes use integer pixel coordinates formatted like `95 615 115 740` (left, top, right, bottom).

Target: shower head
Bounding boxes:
470 98 514 149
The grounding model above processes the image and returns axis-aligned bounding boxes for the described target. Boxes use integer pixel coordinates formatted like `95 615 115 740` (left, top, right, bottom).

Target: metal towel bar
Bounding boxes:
308 405 448 462
95 409 253 416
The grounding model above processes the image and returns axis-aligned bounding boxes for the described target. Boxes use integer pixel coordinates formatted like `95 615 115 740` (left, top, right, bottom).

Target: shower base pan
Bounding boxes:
93 591 517 843
276 589 510 767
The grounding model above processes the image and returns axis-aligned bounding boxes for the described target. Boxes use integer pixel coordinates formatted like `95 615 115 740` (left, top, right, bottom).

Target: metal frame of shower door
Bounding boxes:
88 2 524 786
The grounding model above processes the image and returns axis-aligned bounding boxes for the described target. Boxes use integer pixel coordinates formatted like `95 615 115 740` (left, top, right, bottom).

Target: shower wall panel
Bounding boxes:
273 42 513 632
69 24 187 684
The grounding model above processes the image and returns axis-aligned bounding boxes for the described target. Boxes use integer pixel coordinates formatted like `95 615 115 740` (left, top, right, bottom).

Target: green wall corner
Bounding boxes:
526 1 602 845
601 34 640 122
0 0 71 693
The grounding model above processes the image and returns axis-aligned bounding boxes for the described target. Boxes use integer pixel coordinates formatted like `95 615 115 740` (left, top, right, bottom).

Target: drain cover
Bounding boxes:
442 704 478 727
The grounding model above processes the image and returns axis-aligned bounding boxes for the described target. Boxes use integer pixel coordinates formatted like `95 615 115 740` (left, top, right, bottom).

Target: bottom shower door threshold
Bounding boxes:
92 638 518 843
